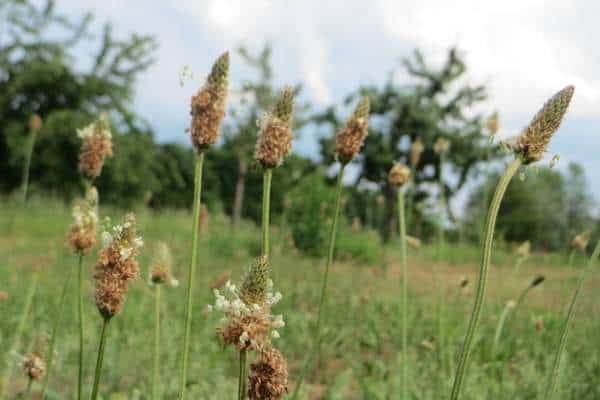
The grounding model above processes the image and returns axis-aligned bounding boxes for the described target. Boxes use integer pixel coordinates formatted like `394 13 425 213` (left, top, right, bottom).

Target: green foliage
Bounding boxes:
467 163 594 250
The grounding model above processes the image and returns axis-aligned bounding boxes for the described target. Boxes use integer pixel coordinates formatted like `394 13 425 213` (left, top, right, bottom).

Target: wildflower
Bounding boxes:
22 352 46 382
571 231 590 253
248 346 288 400
530 275 545 287
515 240 531 259
410 138 424 168
388 162 411 187
210 257 284 352
505 86 575 164
29 114 42 133
68 186 99 255
434 137 450 155
189 52 229 152
459 276 469 288
78 114 113 179
94 213 143 320
335 96 370 165
150 242 178 287
406 235 421 250
487 112 499 136
254 87 295 168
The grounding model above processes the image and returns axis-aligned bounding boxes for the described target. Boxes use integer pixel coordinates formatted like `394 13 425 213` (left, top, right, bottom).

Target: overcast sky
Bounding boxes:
59 0 600 203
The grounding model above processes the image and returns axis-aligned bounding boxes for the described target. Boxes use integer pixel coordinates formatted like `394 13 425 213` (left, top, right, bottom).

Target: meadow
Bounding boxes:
1 197 599 399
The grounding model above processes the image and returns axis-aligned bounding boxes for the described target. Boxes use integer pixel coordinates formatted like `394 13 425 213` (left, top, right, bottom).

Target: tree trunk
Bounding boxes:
231 157 247 230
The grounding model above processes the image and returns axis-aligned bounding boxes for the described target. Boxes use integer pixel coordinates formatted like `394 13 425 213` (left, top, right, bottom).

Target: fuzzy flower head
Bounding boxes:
388 162 411 188
68 186 99 255
248 346 289 400
335 96 370 165
94 213 143 320
410 138 424 168
150 242 178 287
189 52 229 152
515 240 531 259
487 112 499 137
78 113 113 179
22 352 45 382
506 86 575 164
434 137 450 155
571 230 590 253
209 257 284 352
254 87 295 169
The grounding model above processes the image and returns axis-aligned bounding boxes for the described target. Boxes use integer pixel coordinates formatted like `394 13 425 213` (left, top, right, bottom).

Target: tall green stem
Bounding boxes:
77 253 84 400
544 240 600 399
0 270 39 400
262 169 272 258
450 158 522 400
39 264 75 399
21 129 37 204
238 349 248 400
566 250 575 269
178 151 205 400
90 318 110 400
397 188 408 399
152 284 161 400
437 154 447 376
292 164 346 399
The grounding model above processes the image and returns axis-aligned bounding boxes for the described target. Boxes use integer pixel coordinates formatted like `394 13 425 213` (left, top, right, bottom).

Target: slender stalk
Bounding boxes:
177 151 205 400
566 249 575 269
450 158 522 400
0 270 39 400
437 153 447 376
21 128 37 204
77 253 84 400
90 319 110 400
238 349 247 400
152 284 161 400
40 264 75 399
292 164 346 399
544 240 600 399
262 169 272 258
397 188 408 399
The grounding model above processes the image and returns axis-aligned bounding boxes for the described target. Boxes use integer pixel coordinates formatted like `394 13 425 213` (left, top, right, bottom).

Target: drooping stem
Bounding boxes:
0 270 39 400
450 158 522 400
21 128 37 204
40 263 75 399
178 151 205 400
77 253 84 400
292 164 346 399
397 188 408 399
544 240 600 399
90 318 110 400
152 284 161 400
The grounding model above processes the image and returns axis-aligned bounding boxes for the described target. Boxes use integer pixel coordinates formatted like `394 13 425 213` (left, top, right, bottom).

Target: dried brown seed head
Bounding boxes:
78 115 113 179
150 242 176 286
335 96 370 164
248 347 288 400
189 52 229 152
511 86 575 164
68 186 99 255
388 162 411 187
22 352 45 382
254 87 295 168
410 138 424 167
571 231 590 253
29 114 42 133
434 137 450 155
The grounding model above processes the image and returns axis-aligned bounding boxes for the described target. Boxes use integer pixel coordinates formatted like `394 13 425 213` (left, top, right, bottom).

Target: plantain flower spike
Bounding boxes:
189 51 229 152
512 86 575 164
388 162 411 188
335 96 370 165
68 186 99 255
571 230 590 253
434 137 450 155
239 256 270 306
487 112 499 137
254 86 295 168
78 113 113 180
150 242 178 287
29 114 43 134
410 138 424 168
248 346 288 400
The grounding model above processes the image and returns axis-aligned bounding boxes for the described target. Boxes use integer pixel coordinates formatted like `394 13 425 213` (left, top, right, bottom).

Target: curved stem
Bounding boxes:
0 270 39 400
40 263 75 399
90 318 110 400
544 240 600 399
178 151 205 400
77 253 84 400
397 188 408 399
152 284 161 400
292 164 346 399
450 158 522 400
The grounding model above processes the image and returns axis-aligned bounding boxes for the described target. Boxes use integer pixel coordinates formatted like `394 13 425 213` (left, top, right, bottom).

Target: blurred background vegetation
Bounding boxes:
1 0 597 254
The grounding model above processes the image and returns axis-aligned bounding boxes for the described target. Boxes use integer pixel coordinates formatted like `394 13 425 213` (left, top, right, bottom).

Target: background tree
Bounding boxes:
0 0 157 204
315 48 499 240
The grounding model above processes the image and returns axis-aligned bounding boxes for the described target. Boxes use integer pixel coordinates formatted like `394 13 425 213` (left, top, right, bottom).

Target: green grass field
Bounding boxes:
1 198 599 399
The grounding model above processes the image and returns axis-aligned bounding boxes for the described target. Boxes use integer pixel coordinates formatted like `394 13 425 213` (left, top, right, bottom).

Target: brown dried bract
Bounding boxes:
190 84 227 151
254 118 293 168
94 247 140 319
68 226 97 255
218 311 271 352
248 347 288 400
22 353 46 382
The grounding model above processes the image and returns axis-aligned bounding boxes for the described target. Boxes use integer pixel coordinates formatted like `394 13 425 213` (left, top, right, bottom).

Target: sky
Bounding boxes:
58 0 600 206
